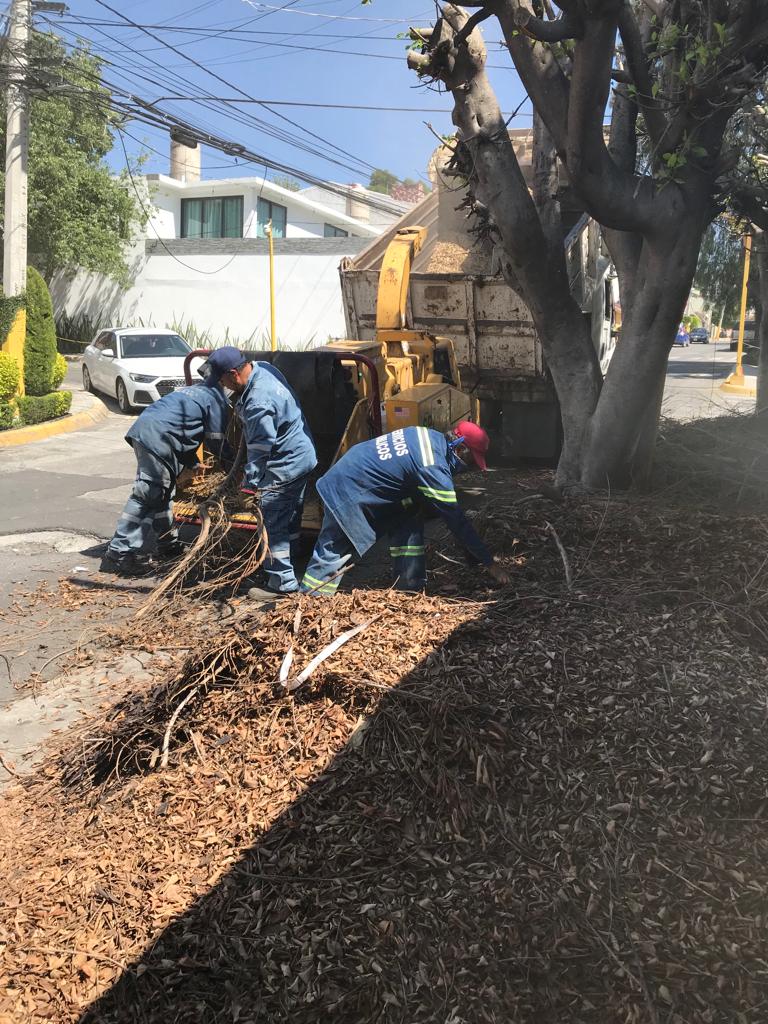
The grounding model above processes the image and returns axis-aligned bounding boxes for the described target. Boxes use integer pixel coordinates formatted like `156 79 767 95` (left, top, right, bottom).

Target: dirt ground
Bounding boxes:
1 438 768 1023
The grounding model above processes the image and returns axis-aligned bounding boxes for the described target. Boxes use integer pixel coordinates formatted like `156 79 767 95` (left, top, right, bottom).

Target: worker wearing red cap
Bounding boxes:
300 421 509 596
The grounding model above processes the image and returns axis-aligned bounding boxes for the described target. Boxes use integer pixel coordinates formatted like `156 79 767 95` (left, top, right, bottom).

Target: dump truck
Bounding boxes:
340 183 620 459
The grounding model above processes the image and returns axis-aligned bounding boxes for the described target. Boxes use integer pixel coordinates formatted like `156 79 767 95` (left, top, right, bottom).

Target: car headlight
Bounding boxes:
129 373 158 383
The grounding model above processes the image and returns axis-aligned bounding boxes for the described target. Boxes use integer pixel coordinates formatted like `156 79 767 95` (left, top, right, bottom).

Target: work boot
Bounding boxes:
101 551 156 577
246 585 294 603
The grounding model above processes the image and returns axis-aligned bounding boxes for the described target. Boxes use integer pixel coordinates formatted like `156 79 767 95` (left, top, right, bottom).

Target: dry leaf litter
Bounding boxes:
1 485 768 1023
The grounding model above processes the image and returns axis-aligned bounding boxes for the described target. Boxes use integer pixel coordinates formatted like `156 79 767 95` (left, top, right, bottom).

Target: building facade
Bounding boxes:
51 143 410 348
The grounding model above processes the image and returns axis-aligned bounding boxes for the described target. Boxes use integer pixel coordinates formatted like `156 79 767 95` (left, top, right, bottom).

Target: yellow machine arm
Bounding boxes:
375 226 427 331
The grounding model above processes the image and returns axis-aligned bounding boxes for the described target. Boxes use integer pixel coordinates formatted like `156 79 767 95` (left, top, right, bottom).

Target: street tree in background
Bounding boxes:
721 98 768 411
0 32 146 285
694 219 745 329
409 2 768 489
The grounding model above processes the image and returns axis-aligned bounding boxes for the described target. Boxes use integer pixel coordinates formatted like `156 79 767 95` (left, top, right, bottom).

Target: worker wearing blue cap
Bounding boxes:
103 382 232 576
206 347 317 597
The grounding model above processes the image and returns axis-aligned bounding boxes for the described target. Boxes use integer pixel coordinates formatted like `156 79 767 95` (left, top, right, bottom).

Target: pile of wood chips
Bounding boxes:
2 493 768 1023
426 240 493 275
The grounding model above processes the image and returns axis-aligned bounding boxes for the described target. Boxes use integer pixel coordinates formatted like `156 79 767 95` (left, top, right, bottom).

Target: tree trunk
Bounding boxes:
577 225 704 488
413 7 603 489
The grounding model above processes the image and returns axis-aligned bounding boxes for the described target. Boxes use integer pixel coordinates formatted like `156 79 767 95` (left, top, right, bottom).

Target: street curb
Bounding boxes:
0 392 110 448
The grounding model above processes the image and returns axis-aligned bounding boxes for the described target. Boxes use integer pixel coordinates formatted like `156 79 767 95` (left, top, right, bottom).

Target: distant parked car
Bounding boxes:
690 326 710 344
82 328 202 414
674 326 690 347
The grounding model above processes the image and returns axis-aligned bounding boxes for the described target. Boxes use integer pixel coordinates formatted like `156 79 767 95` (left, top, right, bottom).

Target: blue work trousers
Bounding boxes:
300 512 426 597
260 476 307 593
107 443 177 557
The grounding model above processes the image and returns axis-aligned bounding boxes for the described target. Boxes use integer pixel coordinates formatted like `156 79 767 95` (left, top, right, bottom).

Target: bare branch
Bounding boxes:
566 17 656 232
617 5 667 152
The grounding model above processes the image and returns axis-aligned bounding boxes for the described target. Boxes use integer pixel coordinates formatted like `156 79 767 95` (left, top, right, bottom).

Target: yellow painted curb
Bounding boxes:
0 393 110 448
720 381 757 397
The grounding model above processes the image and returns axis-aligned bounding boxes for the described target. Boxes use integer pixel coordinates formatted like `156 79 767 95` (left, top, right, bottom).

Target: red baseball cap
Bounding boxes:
454 420 490 471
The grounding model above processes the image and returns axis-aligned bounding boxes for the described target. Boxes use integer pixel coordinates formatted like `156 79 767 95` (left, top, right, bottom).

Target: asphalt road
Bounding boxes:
662 338 757 420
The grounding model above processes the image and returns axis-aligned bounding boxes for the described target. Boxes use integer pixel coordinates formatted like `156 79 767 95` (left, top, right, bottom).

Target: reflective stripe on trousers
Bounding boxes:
301 512 426 597
107 442 177 556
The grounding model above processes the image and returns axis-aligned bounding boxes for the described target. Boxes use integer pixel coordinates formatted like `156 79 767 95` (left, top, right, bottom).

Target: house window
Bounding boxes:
257 197 287 238
324 223 349 238
181 196 243 239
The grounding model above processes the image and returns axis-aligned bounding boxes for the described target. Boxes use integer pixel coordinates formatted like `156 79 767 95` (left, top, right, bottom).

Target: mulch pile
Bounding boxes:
2 489 768 1023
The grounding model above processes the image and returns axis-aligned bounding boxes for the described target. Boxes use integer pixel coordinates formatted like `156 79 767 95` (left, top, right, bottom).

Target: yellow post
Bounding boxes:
721 234 756 396
1 307 26 396
266 219 276 352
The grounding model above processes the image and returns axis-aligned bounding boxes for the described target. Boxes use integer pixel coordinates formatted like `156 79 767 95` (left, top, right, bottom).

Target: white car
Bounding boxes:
82 328 203 414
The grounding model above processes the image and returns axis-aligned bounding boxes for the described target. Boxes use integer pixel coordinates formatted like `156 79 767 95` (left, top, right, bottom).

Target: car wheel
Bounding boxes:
116 378 133 414
82 365 94 393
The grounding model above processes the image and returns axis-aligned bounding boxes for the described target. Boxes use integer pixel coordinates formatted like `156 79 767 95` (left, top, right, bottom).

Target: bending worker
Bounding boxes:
205 347 317 597
300 421 509 596
104 382 231 575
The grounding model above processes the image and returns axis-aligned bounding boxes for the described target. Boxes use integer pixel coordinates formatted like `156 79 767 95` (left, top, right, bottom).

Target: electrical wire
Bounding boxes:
89 0 383 176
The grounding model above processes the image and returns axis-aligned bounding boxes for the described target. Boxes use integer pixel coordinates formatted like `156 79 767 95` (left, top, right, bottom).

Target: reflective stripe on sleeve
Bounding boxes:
204 431 224 440
417 485 457 503
247 442 272 453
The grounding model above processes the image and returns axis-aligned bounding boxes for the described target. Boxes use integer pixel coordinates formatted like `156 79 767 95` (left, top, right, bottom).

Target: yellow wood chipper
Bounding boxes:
173 225 474 535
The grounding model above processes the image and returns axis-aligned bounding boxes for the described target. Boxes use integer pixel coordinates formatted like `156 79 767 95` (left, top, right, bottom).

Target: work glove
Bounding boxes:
240 487 260 513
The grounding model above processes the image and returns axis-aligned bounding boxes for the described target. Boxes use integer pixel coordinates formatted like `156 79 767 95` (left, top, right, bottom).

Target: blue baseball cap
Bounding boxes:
204 346 248 386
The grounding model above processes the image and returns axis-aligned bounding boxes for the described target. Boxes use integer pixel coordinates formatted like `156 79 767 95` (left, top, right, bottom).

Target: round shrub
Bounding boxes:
0 351 20 401
16 390 72 425
51 352 67 390
24 267 57 396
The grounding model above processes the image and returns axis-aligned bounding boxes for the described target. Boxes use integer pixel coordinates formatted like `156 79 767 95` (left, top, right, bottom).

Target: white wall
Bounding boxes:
51 248 357 348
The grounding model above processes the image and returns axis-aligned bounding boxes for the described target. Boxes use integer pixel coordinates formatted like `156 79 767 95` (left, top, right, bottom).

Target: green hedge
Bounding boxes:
0 401 14 430
51 352 67 390
16 390 72 425
0 352 20 401
24 268 57 396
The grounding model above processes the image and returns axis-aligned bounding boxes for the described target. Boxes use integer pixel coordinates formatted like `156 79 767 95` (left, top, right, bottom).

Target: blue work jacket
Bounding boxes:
317 426 492 565
126 384 231 479
236 362 317 489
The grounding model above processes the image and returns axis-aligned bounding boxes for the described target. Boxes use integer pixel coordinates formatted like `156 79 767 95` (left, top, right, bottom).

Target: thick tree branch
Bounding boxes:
495 4 570 150
513 7 583 42
566 17 656 232
616 4 667 152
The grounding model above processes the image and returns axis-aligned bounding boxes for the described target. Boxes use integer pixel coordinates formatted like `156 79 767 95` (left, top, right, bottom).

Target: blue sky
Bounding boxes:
40 0 532 187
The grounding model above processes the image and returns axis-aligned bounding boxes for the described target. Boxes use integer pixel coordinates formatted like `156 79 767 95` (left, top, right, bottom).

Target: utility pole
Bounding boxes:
3 0 30 298
0 0 30 390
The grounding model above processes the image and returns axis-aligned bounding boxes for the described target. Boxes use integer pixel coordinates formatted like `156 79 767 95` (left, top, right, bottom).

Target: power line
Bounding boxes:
45 17 381 179
89 0 382 175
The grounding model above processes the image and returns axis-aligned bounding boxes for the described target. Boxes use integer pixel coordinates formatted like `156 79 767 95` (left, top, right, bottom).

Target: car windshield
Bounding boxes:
119 334 190 359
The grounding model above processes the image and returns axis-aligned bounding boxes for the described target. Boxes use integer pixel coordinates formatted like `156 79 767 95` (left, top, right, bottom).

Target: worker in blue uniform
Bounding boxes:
206 347 317 596
300 421 509 596
103 383 232 575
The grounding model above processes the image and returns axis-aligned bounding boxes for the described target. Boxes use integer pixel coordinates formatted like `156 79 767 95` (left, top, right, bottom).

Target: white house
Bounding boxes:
51 141 410 348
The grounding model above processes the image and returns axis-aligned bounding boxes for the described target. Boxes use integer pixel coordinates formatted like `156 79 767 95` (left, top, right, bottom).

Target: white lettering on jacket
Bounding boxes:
376 430 410 461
